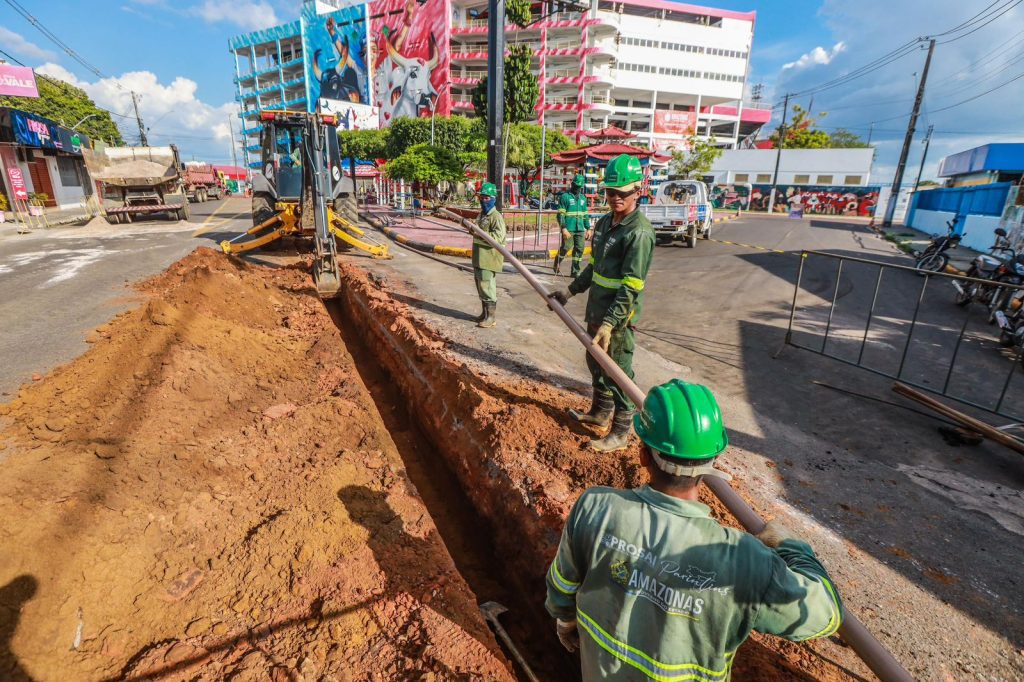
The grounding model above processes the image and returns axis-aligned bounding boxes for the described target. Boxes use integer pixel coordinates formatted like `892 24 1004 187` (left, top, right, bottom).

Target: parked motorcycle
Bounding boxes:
951 228 1016 310
915 218 961 273
994 290 1024 368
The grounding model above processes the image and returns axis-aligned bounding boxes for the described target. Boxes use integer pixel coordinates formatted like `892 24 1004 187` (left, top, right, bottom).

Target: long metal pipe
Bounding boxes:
438 207 915 682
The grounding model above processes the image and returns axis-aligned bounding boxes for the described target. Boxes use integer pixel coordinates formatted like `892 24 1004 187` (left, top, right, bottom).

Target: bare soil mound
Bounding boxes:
0 248 513 681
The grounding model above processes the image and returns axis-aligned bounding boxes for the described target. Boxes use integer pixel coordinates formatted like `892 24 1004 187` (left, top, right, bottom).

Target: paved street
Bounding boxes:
0 197 251 396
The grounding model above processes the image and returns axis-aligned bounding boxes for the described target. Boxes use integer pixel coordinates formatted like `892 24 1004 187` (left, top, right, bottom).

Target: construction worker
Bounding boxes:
555 173 592 276
545 379 844 680
548 154 655 452
472 182 506 329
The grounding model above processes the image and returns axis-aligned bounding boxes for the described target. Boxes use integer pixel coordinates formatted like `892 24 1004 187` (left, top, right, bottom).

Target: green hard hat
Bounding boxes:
479 182 498 197
601 154 643 191
634 379 729 461
572 173 586 187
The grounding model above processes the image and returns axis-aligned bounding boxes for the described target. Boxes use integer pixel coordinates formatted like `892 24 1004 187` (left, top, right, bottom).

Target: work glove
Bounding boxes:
548 288 573 307
561 228 571 240
758 520 799 548
556 618 580 652
592 323 614 352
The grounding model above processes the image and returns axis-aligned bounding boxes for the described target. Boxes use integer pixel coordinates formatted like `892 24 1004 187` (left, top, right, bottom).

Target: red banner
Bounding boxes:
653 110 696 136
0 146 29 201
370 0 451 126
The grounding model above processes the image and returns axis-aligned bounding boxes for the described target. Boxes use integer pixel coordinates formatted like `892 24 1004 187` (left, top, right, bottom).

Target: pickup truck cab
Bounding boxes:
639 179 713 248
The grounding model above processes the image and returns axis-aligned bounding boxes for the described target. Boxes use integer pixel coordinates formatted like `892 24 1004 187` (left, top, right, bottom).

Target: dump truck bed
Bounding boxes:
83 146 180 188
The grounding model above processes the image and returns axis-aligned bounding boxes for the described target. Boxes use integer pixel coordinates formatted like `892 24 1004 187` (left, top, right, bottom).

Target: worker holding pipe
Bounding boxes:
545 379 844 680
472 182 507 328
549 154 655 452
554 173 592 277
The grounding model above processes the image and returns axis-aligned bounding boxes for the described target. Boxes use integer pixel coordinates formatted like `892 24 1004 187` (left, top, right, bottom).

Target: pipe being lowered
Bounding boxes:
435 208 914 682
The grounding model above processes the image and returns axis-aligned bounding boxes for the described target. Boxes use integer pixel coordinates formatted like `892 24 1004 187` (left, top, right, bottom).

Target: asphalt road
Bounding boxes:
0 197 251 396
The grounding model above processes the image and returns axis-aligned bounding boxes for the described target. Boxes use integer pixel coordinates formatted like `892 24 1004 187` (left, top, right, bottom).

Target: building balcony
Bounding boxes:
590 13 620 35
451 96 475 110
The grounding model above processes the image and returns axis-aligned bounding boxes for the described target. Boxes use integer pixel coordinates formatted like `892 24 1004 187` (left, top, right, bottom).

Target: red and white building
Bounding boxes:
448 0 769 148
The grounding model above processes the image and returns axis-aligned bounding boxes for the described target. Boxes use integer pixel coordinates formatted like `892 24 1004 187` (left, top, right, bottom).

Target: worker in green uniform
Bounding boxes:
472 182 507 329
545 379 844 680
555 173 592 277
549 155 655 452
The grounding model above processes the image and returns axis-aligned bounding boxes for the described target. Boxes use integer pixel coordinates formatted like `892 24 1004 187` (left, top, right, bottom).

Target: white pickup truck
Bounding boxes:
639 179 713 248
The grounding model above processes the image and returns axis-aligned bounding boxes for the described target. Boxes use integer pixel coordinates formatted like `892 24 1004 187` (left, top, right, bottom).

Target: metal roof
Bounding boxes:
938 143 1024 177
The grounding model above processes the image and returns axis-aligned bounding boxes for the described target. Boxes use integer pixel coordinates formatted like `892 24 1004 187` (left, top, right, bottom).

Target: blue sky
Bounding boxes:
2 0 1023 181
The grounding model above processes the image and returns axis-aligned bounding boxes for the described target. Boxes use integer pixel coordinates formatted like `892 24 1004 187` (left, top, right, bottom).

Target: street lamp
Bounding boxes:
429 83 450 145
71 114 97 131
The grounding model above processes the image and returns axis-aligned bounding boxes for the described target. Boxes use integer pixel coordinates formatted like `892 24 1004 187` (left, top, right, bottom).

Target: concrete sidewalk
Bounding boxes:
882 223 984 271
1 205 96 238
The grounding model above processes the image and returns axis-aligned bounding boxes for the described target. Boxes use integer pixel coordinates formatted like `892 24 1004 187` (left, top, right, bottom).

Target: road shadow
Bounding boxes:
390 291 477 322
0 575 38 682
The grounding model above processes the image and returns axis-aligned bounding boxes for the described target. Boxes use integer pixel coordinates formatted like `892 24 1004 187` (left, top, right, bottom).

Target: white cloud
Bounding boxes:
0 27 58 62
782 42 846 71
191 0 279 31
36 63 237 162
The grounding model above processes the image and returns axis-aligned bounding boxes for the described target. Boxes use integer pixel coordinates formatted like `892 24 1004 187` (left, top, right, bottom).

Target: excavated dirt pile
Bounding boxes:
335 261 861 682
0 248 514 681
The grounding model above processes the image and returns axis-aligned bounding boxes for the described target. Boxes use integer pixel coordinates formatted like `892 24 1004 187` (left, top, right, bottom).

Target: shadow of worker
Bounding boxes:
0 575 38 682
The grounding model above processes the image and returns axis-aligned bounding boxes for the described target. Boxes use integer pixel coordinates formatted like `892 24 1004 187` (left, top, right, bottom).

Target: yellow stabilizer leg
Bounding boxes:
329 214 391 259
221 226 287 254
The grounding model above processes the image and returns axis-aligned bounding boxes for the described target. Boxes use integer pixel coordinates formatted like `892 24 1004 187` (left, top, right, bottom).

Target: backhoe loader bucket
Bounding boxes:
314 259 342 298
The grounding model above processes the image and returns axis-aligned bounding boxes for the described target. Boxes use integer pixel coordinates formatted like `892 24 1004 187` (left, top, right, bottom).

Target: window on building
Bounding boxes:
756 173 772 183
817 175 834 184
614 99 630 106
56 156 82 187
634 101 651 108
734 173 749 183
844 175 863 185
793 174 810 184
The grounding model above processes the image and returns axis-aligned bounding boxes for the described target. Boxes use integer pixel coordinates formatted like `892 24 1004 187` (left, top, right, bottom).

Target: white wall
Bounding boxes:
962 215 1004 252
710 148 875 185
909 209 956 236
45 157 88 209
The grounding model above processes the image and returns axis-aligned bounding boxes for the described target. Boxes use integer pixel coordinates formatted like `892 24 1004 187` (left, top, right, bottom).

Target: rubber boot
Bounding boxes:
553 256 562 274
477 302 496 328
569 392 614 428
589 409 634 453
474 301 487 323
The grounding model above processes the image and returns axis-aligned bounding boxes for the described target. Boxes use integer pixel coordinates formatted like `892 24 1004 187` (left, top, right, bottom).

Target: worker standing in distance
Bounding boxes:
545 379 844 680
554 173 592 276
549 154 655 452
472 182 506 329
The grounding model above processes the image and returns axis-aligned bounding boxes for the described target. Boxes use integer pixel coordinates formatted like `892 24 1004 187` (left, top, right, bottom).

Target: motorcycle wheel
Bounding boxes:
916 252 948 274
989 287 1009 324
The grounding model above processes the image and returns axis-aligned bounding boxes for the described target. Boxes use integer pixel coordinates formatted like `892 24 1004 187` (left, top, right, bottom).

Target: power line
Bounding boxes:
936 0 1023 43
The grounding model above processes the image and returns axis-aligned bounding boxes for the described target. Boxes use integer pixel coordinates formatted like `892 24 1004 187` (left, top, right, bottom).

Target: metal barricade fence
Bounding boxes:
786 250 1024 420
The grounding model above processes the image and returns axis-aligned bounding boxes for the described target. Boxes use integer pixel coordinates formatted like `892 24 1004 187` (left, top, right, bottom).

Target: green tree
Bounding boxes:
383 115 479 159
770 104 830 149
338 128 389 159
827 128 870 148
384 143 465 186
506 0 532 27
505 122 574 194
471 44 539 124
0 73 123 145
669 134 723 179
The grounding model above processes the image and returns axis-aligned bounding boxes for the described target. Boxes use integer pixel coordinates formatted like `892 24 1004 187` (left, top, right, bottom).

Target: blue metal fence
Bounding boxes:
913 183 1012 220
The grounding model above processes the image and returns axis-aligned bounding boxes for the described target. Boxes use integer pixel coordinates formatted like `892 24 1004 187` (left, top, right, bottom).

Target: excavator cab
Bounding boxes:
221 110 388 299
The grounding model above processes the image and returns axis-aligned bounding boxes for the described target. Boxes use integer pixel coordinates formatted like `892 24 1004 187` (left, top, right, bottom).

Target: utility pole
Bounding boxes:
228 113 238 169
766 93 790 215
866 122 874 145
131 90 148 146
486 0 506 208
883 38 934 227
913 124 934 192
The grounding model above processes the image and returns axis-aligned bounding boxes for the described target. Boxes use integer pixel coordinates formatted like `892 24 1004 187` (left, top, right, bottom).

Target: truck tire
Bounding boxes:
252 192 275 227
688 229 697 248
178 201 191 222
333 193 358 222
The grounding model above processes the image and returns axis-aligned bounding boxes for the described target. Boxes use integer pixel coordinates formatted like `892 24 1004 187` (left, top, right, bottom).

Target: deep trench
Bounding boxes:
324 300 579 682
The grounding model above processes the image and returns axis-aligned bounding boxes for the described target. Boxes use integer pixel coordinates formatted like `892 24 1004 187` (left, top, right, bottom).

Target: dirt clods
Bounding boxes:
0 248 512 681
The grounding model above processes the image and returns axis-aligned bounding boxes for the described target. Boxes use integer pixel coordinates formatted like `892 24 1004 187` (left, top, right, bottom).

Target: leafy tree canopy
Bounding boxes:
472 44 539 124
338 128 389 159
827 127 870 148
383 115 481 159
384 143 465 184
0 73 124 145
769 104 830 149
669 134 723 179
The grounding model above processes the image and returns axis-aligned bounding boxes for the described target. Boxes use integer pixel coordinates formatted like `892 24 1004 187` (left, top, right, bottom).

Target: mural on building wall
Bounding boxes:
710 183 752 210
301 3 370 113
740 184 882 216
370 0 450 126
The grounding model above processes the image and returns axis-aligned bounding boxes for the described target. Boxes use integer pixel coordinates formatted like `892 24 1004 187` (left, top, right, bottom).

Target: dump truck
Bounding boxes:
181 163 224 202
83 144 190 223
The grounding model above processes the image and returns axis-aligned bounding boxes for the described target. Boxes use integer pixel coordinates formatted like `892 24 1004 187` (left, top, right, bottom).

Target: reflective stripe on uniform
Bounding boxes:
592 272 622 289
807 577 843 639
549 561 580 595
577 609 734 682
623 276 645 291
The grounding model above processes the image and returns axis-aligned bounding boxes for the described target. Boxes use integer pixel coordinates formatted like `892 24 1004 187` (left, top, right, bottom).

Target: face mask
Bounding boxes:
573 186 582 195
480 196 496 213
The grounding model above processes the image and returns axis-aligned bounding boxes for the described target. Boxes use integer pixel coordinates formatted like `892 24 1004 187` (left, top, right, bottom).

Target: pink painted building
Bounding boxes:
448 0 769 148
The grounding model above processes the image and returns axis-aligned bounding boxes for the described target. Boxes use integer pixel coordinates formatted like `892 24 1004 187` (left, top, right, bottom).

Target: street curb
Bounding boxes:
712 213 742 224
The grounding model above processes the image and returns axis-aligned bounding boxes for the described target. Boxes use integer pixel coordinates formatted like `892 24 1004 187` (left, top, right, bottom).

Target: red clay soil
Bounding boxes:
336 260 860 682
0 249 513 682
